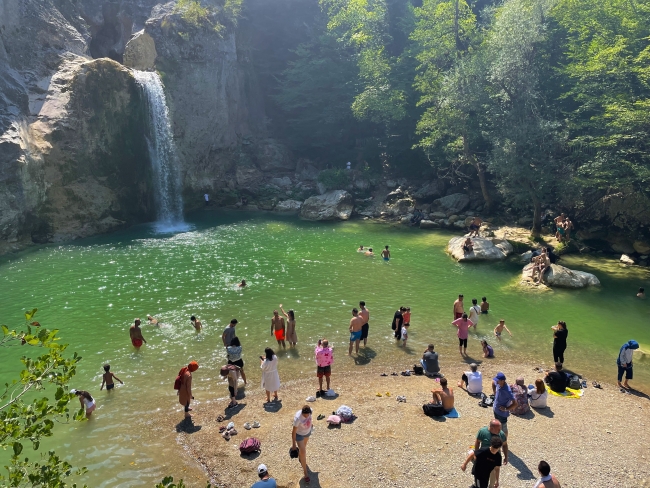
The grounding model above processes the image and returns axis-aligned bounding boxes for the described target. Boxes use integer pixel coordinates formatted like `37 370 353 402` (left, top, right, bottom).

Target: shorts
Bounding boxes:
274 329 286 341
481 310 488 314
469 224 479 230
618 364 633 382
106 383 115 391
383 257 389 261
494 412 509 431
296 431 312 442
455 312 463 319
360 323 369 339
228 359 244 368
459 338 468 348
131 338 143 348
350 330 362 342
495 331 501 337
317 365 331 378
86 404 96 414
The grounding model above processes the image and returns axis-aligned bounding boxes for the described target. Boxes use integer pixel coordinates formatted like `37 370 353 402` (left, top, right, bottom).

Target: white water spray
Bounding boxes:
133 70 187 233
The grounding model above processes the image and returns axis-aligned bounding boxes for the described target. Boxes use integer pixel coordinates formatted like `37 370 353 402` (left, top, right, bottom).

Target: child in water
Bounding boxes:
72 389 96 418
493 320 512 341
401 323 410 347
480 297 489 314
481 340 494 358
100 364 124 391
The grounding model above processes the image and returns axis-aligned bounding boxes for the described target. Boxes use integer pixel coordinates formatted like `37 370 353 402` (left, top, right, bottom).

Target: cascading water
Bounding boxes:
133 70 187 233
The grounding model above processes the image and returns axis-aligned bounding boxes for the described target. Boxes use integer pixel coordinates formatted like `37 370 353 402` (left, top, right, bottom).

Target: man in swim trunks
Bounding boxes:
381 245 390 261
190 315 202 332
359 301 370 346
468 216 482 237
271 310 286 349
348 308 364 355
481 297 489 314
365 248 374 256
129 318 147 348
453 294 464 320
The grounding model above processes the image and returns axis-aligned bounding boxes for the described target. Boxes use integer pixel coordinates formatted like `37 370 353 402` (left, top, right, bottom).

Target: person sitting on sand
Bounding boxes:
458 362 482 394
365 248 374 256
100 364 123 391
534 460 562 488
481 340 494 358
430 377 454 413
468 216 483 237
421 344 441 377
510 377 530 416
252 464 277 488
637 287 645 299
238 279 247 288
190 315 202 332
462 237 474 254
494 320 512 341
528 379 548 409
544 362 568 394
480 297 489 314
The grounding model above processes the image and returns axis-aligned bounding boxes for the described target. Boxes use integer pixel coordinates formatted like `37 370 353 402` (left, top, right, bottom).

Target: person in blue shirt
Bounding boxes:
492 372 518 439
251 464 277 487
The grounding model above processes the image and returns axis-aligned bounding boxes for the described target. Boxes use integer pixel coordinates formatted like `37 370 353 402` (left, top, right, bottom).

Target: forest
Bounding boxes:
241 0 650 229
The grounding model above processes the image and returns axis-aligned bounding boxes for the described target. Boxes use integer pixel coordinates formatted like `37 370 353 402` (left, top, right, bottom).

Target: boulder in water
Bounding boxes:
447 236 513 261
300 190 353 221
521 263 600 288
276 199 302 211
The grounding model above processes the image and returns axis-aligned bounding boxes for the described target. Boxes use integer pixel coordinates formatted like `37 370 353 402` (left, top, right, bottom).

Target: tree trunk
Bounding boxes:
474 161 492 214
530 190 542 236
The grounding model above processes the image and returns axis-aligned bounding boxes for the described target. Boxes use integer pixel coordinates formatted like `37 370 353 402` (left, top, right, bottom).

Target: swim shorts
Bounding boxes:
228 359 245 368
383 257 389 261
274 329 286 341
317 365 331 378
495 331 502 337
106 383 115 390
469 224 479 230
132 338 143 348
350 330 362 342
360 323 369 340
481 310 488 314
455 312 463 319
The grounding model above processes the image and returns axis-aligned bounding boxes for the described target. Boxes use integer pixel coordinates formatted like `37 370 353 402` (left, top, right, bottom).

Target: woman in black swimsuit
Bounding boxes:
552 321 568 364
392 307 404 340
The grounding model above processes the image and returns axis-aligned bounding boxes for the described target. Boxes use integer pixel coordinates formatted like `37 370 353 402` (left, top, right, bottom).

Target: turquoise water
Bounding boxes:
1 210 648 486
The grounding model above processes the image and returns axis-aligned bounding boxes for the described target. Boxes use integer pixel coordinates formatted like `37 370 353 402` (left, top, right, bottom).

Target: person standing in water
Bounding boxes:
452 313 475 356
381 245 390 261
71 389 96 418
222 319 238 348
468 299 481 327
178 361 199 418
271 310 286 349
392 307 405 340
453 295 464 320
551 321 568 364
349 308 364 355
100 364 123 391
129 318 147 349
190 315 202 332
280 305 298 347
359 301 370 346
494 320 512 341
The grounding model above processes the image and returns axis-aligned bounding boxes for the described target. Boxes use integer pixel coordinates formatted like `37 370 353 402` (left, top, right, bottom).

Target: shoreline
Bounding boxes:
166 357 650 488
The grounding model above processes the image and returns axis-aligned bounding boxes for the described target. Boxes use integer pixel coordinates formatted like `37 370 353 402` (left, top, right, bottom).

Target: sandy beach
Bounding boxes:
162 358 650 488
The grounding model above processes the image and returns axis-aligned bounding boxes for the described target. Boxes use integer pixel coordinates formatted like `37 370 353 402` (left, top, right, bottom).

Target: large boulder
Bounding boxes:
434 193 470 214
521 263 600 288
300 190 353 221
276 199 302 211
387 198 414 216
413 180 446 201
123 30 157 70
447 236 514 261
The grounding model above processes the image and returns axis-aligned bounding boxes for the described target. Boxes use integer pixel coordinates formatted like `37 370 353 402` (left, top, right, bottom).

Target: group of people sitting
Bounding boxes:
554 213 574 243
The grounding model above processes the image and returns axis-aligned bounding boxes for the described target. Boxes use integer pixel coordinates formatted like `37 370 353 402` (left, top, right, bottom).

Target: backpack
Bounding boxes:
510 384 530 415
423 403 447 417
478 393 494 408
173 367 188 390
336 405 354 422
568 374 581 390
239 437 261 454
413 364 424 375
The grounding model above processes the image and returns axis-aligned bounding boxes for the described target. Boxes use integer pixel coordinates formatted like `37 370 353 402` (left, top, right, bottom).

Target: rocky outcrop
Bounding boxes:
123 30 157 70
300 191 353 221
413 180 446 202
434 193 470 214
276 199 302 211
447 236 514 261
521 263 600 288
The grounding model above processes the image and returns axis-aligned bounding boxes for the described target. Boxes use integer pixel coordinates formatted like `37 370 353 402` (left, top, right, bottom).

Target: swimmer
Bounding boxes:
238 279 247 288
358 245 365 252
129 318 147 348
100 364 123 391
147 315 159 326
365 248 374 256
637 287 645 299
480 297 489 314
493 320 512 341
271 310 286 349
381 245 390 261
190 315 202 332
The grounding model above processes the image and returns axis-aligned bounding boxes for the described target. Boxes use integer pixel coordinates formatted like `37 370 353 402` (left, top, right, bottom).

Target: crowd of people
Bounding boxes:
72 237 645 488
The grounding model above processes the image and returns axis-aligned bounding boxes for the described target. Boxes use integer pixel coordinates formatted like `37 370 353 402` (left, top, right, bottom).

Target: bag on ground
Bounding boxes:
413 364 424 375
478 393 494 408
423 403 447 417
336 405 354 422
239 437 261 454
568 374 581 390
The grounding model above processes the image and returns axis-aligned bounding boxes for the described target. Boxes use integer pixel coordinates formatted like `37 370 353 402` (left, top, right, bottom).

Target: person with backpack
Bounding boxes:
176 361 198 418
617 339 640 390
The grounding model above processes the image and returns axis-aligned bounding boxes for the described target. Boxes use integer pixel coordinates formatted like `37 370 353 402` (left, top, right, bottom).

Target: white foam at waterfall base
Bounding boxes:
133 70 188 234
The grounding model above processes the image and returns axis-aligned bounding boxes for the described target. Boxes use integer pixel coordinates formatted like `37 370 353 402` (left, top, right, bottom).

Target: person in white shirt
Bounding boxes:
468 299 481 327
528 379 548 408
458 362 483 394
533 460 561 487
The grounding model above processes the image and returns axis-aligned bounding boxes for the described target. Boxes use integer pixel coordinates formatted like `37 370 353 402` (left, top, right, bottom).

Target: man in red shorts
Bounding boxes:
453 294 464 320
129 318 147 348
271 310 286 349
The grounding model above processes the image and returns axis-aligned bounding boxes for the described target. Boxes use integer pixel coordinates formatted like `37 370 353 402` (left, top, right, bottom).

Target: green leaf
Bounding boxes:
13 442 23 456
24 309 37 321
1 325 8 335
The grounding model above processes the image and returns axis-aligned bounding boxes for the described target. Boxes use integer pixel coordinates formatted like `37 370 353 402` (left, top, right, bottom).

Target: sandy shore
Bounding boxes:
162 357 650 488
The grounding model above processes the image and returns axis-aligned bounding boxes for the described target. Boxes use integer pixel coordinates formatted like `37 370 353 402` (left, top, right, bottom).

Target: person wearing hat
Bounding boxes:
178 361 199 418
251 464 276 487
458 363 482 394
492 372 517 438
617 339 640 390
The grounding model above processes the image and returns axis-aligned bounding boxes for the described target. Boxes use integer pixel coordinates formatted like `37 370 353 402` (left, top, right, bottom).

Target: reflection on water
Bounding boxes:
1 211 649 486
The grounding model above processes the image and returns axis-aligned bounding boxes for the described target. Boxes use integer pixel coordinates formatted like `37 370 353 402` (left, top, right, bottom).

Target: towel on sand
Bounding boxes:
546 385 583 399
444 407 460 418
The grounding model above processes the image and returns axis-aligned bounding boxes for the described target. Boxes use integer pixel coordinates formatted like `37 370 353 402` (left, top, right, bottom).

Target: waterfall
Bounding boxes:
133 70 187 233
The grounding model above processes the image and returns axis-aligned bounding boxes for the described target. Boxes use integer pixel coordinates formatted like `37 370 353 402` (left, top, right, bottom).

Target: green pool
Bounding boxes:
1 211 648 486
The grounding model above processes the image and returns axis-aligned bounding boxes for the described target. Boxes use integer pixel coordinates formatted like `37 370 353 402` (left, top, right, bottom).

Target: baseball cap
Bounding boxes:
257 464 268 475
494 372 506 381
70 389 77 394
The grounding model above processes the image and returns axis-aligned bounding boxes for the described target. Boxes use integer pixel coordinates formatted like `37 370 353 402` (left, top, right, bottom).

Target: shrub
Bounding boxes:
317 169 351 190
